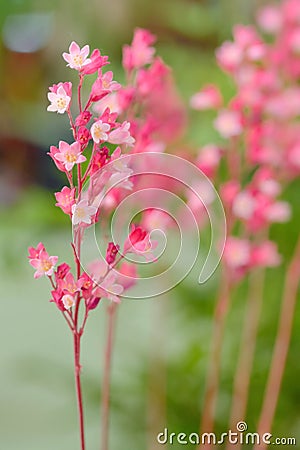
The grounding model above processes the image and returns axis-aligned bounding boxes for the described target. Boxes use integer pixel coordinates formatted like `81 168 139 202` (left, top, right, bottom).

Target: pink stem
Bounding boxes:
254 237 300 450
74 331 86 450
101 302 118 450
199 269 231 450
226 269 265 450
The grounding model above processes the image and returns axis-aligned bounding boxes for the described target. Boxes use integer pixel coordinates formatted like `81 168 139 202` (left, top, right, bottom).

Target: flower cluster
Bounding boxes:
29 35 167 318
190 0 300 279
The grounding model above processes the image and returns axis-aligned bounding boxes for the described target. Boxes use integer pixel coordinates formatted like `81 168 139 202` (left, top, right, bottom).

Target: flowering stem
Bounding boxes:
226 269 265 450
101 302 118 450
73 331 86 450
199 269 231 450
254 237 300 450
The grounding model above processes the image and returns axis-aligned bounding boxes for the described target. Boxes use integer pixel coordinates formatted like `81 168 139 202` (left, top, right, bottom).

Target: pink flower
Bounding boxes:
29 248 58 279
28 242 45 260
54 141 86 171
48 145 65 172
77 126 91 148
123 224 158 260
47 84 71 114
257 5 282 34
81 49 109 75
71 200 97 225
108 121 135 146
196 145 221 178
251 241 281 268
117 262 137 290
190 85 223 110
123 28 156 72
90 71 121 102
75 111 92 127
91 120 110 143
95 272 124 304
79 273 94 300
264 201 291 223
49 81 72 97
223 237 251 271
214 110 243 138
55 186 76 215
89 147 110 176
106 242 120 265
55 263 71 282
216 41 243 73
58 272 80 294
62 41 91 70
232 190 256 220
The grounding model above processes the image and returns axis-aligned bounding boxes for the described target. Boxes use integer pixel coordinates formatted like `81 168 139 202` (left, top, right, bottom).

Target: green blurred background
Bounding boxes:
1 0 300 449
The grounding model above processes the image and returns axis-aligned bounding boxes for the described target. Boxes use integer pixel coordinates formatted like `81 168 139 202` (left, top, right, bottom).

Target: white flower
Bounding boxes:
47 85 71 114
72 200 97 225
62 294 75 310
91 120 110 143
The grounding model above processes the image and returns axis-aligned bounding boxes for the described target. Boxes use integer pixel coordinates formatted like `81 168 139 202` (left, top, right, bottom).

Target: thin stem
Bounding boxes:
101 302 118 450
226 269 265 450
78 74 84 113
74 332 86 450
199 269 231 450
254 236 300 450
146 298 167 450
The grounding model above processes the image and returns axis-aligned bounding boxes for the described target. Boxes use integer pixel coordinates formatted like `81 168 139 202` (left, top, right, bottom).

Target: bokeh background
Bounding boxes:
1 0 300 449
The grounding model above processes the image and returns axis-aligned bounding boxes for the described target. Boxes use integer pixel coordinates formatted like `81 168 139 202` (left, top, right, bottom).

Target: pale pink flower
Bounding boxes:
251 241 281 268
96 272 124 304
29 249 58 279
214 110 243 138
232 191 256 220
196 144 221 178
62 294 76 310
108 121 135 146
72 200 97 225
223 237 251 270
62 41 91 70
257 5 282 34
93 93 121 116
55 186 76 215
264 201 291 223
123 28 156 72
216 41 243 72
117 262 137 290
190 85 223 110
54 141 86 171
47 85 71 114
91 120 110 143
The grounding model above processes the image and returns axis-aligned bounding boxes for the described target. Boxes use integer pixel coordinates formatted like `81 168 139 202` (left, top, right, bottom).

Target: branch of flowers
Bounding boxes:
101 302 118 450
226 268 265 450
254 236 300 450
198 268 231 450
